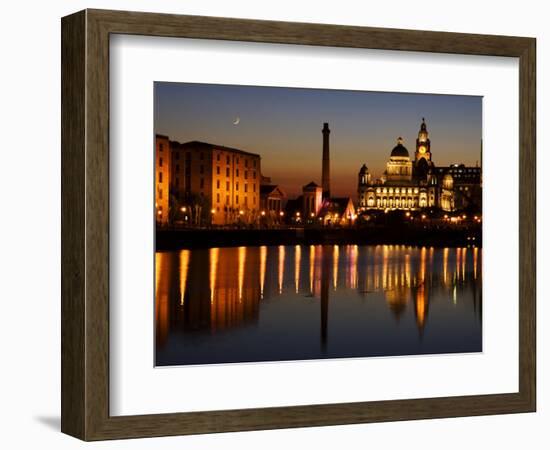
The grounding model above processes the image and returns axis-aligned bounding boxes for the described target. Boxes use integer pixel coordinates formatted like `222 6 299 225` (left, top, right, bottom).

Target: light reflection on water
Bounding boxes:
155 245 482 366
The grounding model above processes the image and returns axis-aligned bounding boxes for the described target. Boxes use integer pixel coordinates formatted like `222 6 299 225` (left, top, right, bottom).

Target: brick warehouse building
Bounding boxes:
156 136 262 226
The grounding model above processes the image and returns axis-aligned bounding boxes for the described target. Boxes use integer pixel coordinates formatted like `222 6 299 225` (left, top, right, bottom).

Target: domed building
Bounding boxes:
357 118 481 213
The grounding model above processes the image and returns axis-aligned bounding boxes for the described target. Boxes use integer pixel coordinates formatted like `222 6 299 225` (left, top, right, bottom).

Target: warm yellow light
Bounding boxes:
261 210 266 216
421 214 426 219
279 211 284 216
296 212 301 217
310 212 315 217
239 210 244 215
157 210 162 215
211 209 216 214
462 214 467 219
444 214 448 219
405 211 410 217
181 206 186 212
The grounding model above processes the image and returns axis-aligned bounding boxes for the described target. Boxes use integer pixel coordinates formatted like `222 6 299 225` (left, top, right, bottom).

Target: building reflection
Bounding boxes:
155 244 482 344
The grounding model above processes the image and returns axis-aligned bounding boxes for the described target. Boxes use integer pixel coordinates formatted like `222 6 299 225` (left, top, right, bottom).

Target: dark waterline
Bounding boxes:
155 245 482 366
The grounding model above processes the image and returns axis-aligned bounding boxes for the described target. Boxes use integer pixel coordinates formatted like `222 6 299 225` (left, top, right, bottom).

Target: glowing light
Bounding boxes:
157 210 162 215
279 211 284 217
261 210 266 216
209 248 218 304
278 245 285 294
295 245 301 293
333 245 339 290
309 245 315 294
238 246 246 301
211 208 216 214
259 246 267 298
179 250 190 305
350 245 358 289
180 206 186 212
239 210 244 215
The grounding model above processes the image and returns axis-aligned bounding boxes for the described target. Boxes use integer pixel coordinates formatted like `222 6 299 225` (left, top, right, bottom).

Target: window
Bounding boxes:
226 181 229 190
245 159 248 167
217 153 220 161
236 169 239 177
253 197 256 205
158 188 162 199
226 195 229 205
200 165 204 174
226 156 230 164
236 157 239 164
216 166 220 175
244 171 248 179
159 144 164 152
175 152 179 160
175 177 179 186
217 193 220 202
175 164 179 172
216 180 220 189
159 157 163 167
200 178 204 188
244 196 248 206
200 152 204 160
253 160 257 167
226 168 230 177
158 172 163 183
244 184 248 192
236 182 239 191
236 195 239 204
253 171 256 179
253 184 256 193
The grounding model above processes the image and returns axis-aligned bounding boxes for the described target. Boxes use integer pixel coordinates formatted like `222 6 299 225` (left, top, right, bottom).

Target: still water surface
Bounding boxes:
155 245 481 366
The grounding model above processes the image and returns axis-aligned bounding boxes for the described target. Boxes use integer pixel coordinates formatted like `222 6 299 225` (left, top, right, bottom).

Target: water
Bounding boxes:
155 245 482 366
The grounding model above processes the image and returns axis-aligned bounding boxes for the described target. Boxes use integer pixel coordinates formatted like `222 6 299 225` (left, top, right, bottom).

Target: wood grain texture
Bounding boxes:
61 10 86 439
61 8 537 441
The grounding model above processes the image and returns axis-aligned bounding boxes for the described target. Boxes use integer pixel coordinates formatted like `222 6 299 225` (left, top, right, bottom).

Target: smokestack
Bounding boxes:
322 122 330 199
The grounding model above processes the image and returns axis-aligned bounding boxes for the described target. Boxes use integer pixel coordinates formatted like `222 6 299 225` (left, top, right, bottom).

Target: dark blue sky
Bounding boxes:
155 82 482 197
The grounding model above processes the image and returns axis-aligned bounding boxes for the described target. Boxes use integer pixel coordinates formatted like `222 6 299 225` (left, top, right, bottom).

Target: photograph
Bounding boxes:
154 83 483 366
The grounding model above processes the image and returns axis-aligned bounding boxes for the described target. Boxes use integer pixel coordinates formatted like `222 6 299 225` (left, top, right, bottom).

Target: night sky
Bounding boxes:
155 82 482 197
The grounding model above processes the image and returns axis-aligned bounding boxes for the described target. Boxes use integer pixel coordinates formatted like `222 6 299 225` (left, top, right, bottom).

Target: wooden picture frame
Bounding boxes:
61 9 536 441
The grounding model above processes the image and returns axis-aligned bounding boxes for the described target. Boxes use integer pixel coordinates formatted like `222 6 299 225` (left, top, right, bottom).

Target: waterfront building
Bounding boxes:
318 197 356 226
260 184 287 220
166 139 262 225
357 118 482 213
155 134 171 224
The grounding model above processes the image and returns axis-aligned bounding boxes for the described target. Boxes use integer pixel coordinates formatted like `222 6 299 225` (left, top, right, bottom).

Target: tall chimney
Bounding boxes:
322 122 330 199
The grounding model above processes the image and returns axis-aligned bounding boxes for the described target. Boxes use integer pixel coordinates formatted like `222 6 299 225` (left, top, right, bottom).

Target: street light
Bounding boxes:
279 211 284 217
211 209 216 214
261 210 266 216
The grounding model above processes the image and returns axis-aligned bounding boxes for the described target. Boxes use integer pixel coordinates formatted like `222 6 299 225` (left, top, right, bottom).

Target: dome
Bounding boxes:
390 137 410 158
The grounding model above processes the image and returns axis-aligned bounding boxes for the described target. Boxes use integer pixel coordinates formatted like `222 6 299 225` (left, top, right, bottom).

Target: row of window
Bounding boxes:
375 187 419 194
214 193 256 206
173 150 259 169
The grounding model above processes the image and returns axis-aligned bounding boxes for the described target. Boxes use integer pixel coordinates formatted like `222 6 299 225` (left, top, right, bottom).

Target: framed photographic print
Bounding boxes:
61 9 536 440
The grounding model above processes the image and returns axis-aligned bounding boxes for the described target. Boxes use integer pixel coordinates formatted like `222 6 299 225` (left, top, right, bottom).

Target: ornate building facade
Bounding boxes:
357 119 481 213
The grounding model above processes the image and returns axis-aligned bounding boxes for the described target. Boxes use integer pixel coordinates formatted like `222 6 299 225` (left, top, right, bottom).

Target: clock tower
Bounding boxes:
415 117 432 164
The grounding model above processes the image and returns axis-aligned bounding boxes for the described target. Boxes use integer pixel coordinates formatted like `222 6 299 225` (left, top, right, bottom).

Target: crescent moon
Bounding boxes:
233 117 240 125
